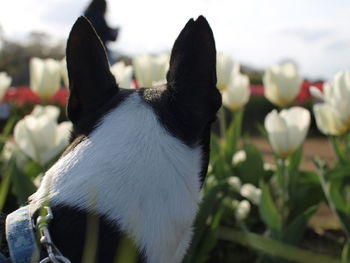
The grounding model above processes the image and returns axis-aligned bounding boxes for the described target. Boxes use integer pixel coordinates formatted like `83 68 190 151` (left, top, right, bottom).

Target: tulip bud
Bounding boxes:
264 107 310 158
235 200 251 221
216 53 235 91
30 57 61 99
232 150 247 165
110 61 135 89
240 184 262 205
222 63 250 111
227 176 242 191
0 72 12 100
263 62 302 107
132 54 169 88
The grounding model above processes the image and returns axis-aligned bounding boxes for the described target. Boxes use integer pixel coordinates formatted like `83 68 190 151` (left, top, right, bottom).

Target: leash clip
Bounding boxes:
36 206 71 263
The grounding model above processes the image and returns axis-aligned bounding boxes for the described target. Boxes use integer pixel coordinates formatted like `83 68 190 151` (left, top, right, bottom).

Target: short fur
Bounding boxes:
7 15 221 263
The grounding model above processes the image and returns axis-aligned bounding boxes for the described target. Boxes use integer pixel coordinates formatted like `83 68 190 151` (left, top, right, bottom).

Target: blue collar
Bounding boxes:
2 205 40 263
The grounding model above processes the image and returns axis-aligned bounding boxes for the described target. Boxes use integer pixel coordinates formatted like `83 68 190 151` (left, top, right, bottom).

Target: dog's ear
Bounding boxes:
166 16 221 140
66 16 118 124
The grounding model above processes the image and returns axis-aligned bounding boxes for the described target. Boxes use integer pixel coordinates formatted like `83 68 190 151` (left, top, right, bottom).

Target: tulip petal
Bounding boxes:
280 107 310 151
14 119 37 161
222 69 250 111
264 110 290 157
30 58 61 99
263 62 302 107
31 105 60 121
216 53 235 91
313 103 347 135
133 54 169 88
110 61 134 89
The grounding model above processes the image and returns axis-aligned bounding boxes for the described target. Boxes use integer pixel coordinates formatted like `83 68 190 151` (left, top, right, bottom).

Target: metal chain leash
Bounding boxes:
36 206 71 263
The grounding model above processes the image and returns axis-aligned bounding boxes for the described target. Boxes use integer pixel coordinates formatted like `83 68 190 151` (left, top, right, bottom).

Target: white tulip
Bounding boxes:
227 176 242 191
240 184 262 205
232 149 247 165
110 61 135 89
264 107 310 158
61 58 69 88
132 54 169 88
311 72 350 135
216 53 235 91
31 105 60 121
13 106 72 165
263 62 302 107
0 72 12 100
222 63 250 110
30 57 61 99
235 200 251 221
1 140 29 169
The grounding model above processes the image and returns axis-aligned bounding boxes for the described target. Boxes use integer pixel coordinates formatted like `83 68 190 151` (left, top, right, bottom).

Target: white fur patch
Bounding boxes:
30 93 202 263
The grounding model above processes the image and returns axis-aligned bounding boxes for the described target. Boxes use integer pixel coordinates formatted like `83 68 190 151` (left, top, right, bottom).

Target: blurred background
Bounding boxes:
1 0 350 85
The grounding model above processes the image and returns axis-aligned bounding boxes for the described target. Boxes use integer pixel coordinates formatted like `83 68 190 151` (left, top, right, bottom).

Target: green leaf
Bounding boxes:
1 116 17 138
288 146 303 176
282 206 318 245
336 210 350 237
0 160 14 212
11 164 37 205
259 181 282 236
218 227 342 263
209 133 221 162
24 161 43 179
183 183 237 263
341 241 350 262
0 116 18 151
325 166 350 181
223 109 244 162
236 140 264 186
288 171 324 221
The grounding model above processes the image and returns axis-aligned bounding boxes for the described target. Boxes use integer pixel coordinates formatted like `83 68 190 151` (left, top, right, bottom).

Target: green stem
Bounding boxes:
330 136 346 164
217 227 342 263
219 106 226 140
277 158 289 227
318 169 350 239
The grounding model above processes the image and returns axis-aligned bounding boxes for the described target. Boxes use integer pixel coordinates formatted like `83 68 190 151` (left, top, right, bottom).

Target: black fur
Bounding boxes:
32 205 146 263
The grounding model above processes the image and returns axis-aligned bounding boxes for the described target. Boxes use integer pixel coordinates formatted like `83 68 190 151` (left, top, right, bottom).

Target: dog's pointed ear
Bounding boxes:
166 16 221 138
66 16 118 124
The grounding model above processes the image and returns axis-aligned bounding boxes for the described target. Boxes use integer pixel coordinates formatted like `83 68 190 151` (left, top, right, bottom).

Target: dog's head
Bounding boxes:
29 16 221 263
65 16 221 182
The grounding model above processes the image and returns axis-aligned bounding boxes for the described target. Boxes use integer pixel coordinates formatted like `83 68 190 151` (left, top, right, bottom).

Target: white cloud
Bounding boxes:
1 0 350 79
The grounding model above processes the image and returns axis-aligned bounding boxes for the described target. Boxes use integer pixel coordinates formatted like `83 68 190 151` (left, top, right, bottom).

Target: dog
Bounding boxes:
11 15 221 263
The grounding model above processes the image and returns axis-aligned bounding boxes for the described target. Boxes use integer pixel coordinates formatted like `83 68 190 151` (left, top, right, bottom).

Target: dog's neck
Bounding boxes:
30 93 202 263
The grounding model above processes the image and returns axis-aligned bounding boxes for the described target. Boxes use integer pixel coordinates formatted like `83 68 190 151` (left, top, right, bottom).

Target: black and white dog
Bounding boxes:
28 15 221 263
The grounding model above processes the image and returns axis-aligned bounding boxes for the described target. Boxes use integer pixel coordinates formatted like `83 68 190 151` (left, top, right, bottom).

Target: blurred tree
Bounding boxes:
0 31 65 86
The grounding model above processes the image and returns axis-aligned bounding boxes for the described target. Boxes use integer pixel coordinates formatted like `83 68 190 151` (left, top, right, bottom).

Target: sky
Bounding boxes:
1 0 350 80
